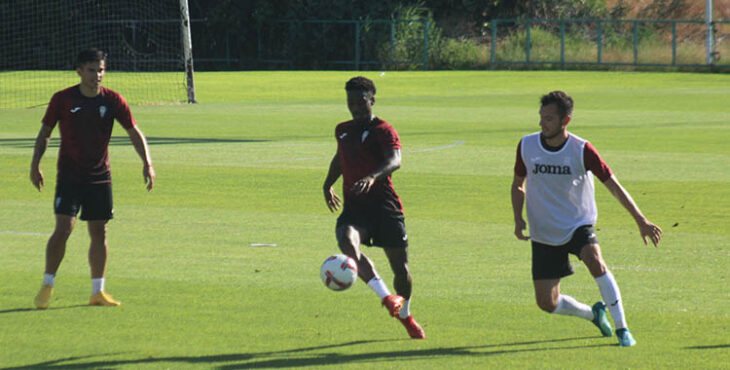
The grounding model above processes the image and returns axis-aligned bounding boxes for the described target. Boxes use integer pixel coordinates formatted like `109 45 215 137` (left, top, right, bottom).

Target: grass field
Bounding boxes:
0 71 729 369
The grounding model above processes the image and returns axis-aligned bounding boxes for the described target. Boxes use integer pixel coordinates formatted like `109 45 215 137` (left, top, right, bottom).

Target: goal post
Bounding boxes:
180 0 197 104
0 0 196 110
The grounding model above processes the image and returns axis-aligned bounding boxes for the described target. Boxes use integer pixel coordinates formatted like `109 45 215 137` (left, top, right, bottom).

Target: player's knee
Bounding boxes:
587 261 607 277
51 227 73 240
336 225 359 245
581 244 602 262
393 270 411 285
392 263 410 278
583 252 607 277
88 230 107 244
336 239 358 257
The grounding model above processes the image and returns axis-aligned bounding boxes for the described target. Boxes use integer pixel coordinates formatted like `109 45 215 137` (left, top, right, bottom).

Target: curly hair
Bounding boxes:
76 48 107 68
345 76 376 95
540 91 573 118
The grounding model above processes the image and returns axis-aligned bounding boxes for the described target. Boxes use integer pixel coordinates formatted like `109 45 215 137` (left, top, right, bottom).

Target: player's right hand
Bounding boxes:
30 167 44 191
514 218 530 240
143 164 155 191
324 187 341 213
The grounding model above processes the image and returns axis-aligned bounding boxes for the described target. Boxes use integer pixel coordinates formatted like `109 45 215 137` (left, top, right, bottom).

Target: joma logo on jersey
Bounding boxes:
532 163 572 175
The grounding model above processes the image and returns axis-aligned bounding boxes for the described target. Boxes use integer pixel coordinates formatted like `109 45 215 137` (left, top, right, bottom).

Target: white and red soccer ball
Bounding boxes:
320 254 358 291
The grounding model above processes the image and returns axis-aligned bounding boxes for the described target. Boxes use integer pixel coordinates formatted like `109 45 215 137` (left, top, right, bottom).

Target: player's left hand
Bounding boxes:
324 187 341 212
514 218 530 240
351 176 375 195
144 164 155 191
638 219 662 247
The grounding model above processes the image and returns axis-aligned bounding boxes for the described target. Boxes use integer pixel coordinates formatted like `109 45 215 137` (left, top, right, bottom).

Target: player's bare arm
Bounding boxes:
30 125 53 191
323 154 342 212
352 148 401 196
602 175 662 247
511 174 529 240
126 126 155 191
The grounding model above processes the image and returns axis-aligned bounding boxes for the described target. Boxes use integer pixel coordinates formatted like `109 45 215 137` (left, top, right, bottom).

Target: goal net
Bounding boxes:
0 0 190 109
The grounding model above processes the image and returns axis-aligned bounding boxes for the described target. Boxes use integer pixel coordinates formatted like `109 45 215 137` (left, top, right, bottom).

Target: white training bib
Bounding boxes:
521 133 597 246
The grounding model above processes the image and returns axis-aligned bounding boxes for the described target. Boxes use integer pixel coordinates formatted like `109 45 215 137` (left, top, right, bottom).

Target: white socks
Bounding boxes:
399 298 412 319
92 277 105 295
367 277 391 299
595 270 627 329
43 274 107 295
549 271 628 330
552 294 594 320
43 273 55 287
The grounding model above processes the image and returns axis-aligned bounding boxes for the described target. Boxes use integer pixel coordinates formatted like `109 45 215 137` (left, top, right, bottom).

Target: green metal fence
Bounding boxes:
489 18 730 68
257 19 430 70
253 18 728 70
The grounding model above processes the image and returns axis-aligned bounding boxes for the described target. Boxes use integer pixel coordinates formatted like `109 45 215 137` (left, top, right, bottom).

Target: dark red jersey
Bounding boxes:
42 85 136 184
514 136 613 182
335 117 404 213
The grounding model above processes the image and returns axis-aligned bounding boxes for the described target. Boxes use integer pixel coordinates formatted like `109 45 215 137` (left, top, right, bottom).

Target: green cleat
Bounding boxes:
616 328 637 347
591 301 613 337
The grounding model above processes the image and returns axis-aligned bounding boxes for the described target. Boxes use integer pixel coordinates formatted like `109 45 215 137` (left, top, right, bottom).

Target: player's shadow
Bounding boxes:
0 137 269 149
3 336 611 369
110 137 271 146
0 304 95 315
0 340 398 369
685 344 730 350
223 337 612 369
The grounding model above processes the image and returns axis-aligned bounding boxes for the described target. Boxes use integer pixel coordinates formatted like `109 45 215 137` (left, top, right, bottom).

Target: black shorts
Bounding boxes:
531 225 598 280
54 181 113 221
336 207 408 249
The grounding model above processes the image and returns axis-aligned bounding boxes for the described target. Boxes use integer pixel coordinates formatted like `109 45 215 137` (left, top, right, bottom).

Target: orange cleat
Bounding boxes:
399 315 426 339
89 291 121 306
34 285 53 309
381 294 404 317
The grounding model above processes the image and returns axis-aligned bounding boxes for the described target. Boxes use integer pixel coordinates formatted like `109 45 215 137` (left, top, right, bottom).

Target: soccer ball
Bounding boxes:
320 254 358 291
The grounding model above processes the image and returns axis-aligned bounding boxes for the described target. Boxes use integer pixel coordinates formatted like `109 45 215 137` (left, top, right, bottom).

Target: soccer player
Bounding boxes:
30 48 155 308
511 91 662 347
322 76 425 339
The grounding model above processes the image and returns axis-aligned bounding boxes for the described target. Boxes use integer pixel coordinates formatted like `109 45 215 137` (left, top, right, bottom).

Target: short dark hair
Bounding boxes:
540 91 573 118
345 76 376 95
76 48 106 68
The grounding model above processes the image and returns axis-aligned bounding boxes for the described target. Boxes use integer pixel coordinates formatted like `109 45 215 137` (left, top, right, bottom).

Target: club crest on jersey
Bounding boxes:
532 163 572 175
99 105 107 118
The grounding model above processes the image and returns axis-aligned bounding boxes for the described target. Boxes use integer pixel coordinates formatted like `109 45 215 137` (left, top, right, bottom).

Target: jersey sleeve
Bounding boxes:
41 92 61 128
514 139 527 176
377 123 401 150
114 92 136 129
584 142 612 182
